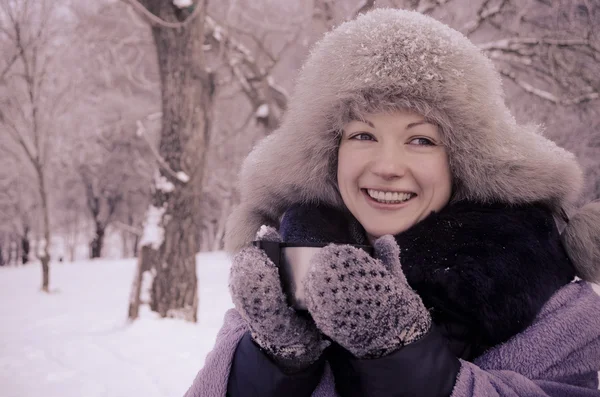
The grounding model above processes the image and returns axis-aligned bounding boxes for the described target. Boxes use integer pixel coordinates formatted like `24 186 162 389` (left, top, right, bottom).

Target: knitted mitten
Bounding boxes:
229 226 330 372
304 235 431 358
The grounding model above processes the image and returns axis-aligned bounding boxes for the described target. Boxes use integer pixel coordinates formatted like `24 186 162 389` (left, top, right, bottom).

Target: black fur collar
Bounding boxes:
280 201 575 351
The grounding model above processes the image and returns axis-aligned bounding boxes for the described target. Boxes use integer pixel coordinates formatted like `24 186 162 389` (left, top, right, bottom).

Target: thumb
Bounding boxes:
373 235 407 284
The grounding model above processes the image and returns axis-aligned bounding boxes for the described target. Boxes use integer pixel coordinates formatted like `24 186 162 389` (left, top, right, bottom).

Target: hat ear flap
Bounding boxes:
560 202 600 283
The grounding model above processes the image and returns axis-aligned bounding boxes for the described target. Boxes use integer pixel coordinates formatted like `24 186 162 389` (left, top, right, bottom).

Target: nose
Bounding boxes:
369 145 407 180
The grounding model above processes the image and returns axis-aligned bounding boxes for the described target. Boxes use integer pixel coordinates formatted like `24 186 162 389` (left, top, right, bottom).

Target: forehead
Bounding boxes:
346 110 428 126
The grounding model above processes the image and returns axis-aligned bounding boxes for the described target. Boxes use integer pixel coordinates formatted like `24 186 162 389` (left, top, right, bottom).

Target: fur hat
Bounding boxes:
225 9 600 282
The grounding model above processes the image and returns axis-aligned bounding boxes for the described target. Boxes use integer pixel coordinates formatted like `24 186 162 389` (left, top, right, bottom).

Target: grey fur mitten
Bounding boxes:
304 235 432 359
229 226 330 372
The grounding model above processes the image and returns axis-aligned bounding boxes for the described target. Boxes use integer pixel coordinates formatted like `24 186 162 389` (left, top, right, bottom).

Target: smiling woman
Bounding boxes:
338 110 452 241
186 8 600 397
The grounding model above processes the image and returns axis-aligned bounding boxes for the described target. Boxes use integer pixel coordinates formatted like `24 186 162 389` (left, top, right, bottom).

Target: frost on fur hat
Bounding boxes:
225 9 599 281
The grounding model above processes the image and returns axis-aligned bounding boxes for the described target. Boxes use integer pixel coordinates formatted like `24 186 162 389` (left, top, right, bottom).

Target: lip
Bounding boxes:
361 189 416 210
364 187 416 194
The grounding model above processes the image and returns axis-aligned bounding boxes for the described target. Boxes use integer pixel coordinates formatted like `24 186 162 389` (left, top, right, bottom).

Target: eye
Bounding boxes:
409 137 435 146
350 132 375 141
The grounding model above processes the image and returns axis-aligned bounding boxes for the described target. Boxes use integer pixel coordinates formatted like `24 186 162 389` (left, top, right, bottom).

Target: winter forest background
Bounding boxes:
1 0 599 396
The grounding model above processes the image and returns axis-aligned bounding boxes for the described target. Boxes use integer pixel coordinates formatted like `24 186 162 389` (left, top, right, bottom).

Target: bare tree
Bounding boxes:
0 149 38 265
53 181 88 262
79 165 123 259
0 148 20 265
75 122 154 259
122 0 213 322
0 0 77 291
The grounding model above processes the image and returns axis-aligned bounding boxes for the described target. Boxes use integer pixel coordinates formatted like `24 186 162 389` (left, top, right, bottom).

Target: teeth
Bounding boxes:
367 189 414 203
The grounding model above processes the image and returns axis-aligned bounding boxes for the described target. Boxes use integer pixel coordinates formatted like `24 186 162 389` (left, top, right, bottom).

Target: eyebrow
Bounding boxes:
360 118 430 129
406 120 430 129
358 119 375 128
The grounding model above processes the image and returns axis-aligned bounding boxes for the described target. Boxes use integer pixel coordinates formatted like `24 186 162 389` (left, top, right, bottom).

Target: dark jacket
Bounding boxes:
227 201 575 397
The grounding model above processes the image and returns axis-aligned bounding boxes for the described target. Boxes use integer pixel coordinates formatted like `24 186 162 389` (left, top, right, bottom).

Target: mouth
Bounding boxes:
362 188 417 205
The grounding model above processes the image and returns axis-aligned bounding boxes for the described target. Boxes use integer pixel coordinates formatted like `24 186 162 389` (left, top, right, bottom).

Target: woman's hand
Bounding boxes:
229 226 329 372
304 235 431 358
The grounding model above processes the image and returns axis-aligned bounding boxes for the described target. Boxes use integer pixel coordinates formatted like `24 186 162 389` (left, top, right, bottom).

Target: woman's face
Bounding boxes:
337 109 452 242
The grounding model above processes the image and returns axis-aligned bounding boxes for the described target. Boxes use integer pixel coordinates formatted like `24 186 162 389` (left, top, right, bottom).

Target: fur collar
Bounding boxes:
280 201 575 350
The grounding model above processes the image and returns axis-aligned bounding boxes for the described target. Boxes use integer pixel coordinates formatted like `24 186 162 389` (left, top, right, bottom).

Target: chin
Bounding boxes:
364 225 409 240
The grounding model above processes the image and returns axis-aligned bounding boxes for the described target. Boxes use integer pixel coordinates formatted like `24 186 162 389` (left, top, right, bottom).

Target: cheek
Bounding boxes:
337 146 355 190
431 157 453 203
417 156 452 198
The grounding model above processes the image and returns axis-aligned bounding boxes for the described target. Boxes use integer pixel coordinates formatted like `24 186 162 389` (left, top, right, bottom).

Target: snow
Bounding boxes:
213 25 223 41
0 251 233 397
255 103 270 118
135 120 145 137
139 206 165 249
173 0 193 9
256 224 272 240
176 171 190 183
155 173 175 193
37 238 48 256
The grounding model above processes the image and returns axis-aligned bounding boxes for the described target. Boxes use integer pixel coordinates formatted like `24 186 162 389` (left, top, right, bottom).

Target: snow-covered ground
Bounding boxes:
0 252 232 397
1 254 599 397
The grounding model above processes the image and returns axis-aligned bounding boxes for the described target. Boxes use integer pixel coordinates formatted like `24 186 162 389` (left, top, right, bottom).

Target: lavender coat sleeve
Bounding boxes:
184 281 600 397
451 281 600 396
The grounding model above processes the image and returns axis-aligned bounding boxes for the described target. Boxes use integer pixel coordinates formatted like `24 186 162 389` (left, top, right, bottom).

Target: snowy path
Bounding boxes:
0 252 232 397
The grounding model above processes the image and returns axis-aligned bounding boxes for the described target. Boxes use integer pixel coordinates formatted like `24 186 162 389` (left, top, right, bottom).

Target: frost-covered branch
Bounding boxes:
500 69 599 105
417 0 453 14
0 51 21 82
206 16 289 129
486 50 532 66
221 24 277 65
477 30 600 105
462 0 509 36
1 115 37 164
350 0 376 18
206 16 289 108
479 37 596 52
113 221 143 236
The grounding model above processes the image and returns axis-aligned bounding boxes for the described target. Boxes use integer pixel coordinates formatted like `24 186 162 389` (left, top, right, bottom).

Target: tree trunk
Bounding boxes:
66 210 80 262
133 234 139 258
40 255 50 291
35 163 51 292
124 213 139 258
121 230 128 259
129 0 212 322
8 239 16 266
128 245 157 320
21 226 30 264
90 221 105 259
212 198 230 251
